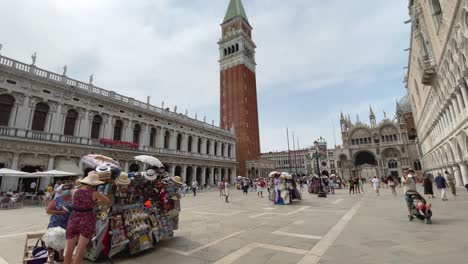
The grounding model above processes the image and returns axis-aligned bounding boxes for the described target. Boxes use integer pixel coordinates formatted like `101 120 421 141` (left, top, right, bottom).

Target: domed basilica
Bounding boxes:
335 95 421 180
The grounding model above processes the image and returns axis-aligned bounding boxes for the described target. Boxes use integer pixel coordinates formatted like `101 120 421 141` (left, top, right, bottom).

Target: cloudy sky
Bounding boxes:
0 0 410 152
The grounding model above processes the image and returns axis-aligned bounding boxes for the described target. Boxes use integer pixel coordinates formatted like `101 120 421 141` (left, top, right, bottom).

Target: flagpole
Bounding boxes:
287 127 292 173
292 132 298 175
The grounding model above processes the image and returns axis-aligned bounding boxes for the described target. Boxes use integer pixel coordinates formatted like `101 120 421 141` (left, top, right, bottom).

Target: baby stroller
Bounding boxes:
406 190 432 224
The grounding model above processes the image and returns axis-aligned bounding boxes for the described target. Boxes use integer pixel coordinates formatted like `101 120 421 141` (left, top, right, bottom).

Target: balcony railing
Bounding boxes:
0 126 236 162
0 54 234 137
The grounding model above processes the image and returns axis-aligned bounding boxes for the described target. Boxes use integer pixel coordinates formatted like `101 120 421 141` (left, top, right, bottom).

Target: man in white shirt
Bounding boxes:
54 180 63 198
371 176 380 196
30 181 37 192
402 168 417 217
192 180 198 196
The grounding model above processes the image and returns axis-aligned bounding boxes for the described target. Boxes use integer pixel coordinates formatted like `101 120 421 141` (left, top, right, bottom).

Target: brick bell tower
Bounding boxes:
219 0 261 177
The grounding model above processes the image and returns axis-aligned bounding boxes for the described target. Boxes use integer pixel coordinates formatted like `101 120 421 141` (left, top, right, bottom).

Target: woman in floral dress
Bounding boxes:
64 172 109 264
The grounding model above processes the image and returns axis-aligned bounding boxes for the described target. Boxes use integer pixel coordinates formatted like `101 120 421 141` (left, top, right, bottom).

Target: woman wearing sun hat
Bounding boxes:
64 171 110 264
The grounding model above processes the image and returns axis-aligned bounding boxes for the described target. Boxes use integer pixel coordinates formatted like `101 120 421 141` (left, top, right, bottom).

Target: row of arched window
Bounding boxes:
351 137 372 145
0 94 233 157
223 43 239 57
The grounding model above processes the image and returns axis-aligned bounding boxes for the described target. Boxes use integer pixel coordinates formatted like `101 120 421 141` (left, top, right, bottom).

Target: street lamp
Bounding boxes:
313 140 327 198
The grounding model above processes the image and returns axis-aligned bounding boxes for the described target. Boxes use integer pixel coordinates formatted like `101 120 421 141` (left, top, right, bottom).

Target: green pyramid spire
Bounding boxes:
223 0 249 23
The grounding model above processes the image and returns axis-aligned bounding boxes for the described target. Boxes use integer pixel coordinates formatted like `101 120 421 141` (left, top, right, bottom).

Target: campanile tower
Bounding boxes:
219 0 261 176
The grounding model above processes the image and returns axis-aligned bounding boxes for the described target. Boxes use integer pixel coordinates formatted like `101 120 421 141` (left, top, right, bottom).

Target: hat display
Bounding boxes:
96 164 112 179
115 172 131 186
170 176 183 186
79 171 104 186
110 166 121 179
170 193 181 200
144 169 157 181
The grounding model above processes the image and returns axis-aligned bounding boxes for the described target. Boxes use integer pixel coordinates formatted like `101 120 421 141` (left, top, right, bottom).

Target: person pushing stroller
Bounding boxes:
406 190 432 224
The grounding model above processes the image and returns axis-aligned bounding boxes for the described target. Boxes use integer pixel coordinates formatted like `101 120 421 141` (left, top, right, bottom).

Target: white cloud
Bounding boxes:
0 0 409 151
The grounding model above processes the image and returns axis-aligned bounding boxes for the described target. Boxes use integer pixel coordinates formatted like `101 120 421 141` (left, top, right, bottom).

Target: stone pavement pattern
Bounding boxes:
1 185 468 264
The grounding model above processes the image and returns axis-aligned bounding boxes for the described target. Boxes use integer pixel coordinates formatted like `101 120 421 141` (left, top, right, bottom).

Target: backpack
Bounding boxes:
260 181 265 188
218 182 224 189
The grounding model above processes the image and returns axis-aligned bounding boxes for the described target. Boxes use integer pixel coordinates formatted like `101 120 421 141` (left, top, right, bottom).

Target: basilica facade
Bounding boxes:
337 99 421 180
0 53 237 192
405 0 468 186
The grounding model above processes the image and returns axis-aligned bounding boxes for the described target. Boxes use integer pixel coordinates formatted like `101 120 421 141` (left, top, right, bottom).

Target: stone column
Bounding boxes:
124 120 132 142
2 153 20 192
201 138 207 154
232 167 237 184
209 140 215 156
41 156 55 189
201 167 206 185
181 165 187 183
141 124 149 147
156 127 164 148
452 96 461 115
15 96 31 129
448 103 456 123
192 136 198 153
209 168 214 186
459 162 468 185
8 104 18 127
105 115 113 139
453 165 463 187
79 110 90 138
181 133 188 151
460 83 468 108
169 130 176 150
51 104 64 134
169 166 175 177
456 91 465 110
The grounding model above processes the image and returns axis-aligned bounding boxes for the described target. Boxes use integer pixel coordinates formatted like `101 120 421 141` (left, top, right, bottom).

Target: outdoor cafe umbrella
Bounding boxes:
0 168 32 191
31 170 80 177
134 155 164 168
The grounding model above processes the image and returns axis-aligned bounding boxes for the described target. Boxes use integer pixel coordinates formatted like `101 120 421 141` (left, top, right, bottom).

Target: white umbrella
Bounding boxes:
134 155 164 167
268 171 280 177
0 168 31 177
31 170 80 177
42 227 67 250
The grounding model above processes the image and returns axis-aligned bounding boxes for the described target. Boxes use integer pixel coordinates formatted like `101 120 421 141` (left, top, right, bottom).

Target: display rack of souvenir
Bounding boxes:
80 154 183 261
269 172 301 205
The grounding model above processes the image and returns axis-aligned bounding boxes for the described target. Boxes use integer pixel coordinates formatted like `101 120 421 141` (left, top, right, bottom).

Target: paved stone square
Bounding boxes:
1 185 468 264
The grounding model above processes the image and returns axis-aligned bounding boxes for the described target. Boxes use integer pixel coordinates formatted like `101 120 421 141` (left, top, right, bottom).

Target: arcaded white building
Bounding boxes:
406 0 468 186
0 52 237 191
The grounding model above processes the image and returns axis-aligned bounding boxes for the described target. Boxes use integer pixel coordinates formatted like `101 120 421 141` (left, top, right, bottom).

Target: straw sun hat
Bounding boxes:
170 176 183 186
115 172 131 186
79 171 104 186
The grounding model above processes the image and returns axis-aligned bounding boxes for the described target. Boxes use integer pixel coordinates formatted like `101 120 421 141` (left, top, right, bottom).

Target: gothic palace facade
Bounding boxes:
406 0 468 186
0 53 237 191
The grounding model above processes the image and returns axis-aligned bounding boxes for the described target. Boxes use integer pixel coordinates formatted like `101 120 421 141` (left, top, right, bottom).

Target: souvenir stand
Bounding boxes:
79 154 182 262
268 172 301 205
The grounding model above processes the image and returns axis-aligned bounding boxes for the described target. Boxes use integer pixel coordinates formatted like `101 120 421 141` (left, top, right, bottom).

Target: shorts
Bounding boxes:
257 187 263 192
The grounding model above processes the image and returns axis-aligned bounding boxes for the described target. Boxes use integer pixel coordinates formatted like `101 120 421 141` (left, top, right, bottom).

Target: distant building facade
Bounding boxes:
337 103 421 180
261 149 309 174
405 0 468 186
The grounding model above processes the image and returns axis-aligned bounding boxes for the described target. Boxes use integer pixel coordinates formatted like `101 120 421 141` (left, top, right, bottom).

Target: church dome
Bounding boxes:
398 94 412 114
